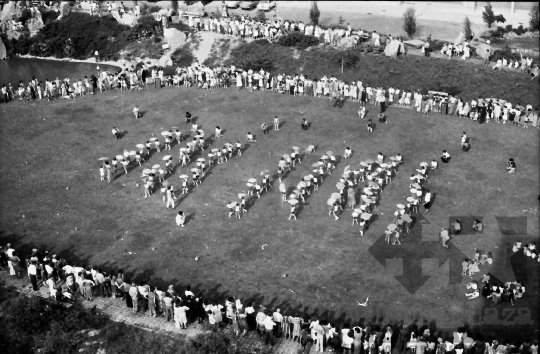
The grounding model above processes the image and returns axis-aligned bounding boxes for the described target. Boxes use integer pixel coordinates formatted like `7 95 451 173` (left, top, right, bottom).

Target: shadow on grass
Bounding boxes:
1 228 537 342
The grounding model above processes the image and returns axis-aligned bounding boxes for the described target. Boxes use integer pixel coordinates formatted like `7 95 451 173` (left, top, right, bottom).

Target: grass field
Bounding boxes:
0 85 538 337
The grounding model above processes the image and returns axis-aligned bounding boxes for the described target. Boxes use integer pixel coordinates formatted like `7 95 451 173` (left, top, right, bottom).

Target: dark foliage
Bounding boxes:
463 16 473 40
170 20 191 32
0 33 14 57
171 0 179 15
128 15 162 41
277 32 320 50
253 11 266 22
11 12 129 59
228 39 286 71
482 2 506 28
490 43 514 62
513 25 528 36
402 7 416 38
530 3 540 31
171 46 195 67
9 12 163 60
482 2 495 28
0 295 107 354
309 1 321 26
148 5 162 13
17 8 34 25
40 10 59 25
0 287 255 354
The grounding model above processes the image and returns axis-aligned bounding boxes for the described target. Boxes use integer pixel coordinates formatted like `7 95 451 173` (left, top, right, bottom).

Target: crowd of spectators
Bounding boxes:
0 242 537 352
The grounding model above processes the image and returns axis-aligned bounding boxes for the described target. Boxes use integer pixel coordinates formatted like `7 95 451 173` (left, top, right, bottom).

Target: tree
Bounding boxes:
309 1 320 26
171 0 179 15
482 2 495 28
530 3 540 32
482 2 506 28
463 16 473 40
494 14 506 25
254 10 266 22
402 7 416 38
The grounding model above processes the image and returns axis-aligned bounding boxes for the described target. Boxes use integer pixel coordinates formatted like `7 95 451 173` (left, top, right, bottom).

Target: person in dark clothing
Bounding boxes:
462 138 471 152
301 118 309 130
89 75 97 94
481 283 491 297
194 293 206 324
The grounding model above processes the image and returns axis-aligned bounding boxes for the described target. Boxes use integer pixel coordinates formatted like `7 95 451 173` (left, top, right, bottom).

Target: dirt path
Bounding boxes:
1 272 310 354
187 31 252 65
190 31 219 63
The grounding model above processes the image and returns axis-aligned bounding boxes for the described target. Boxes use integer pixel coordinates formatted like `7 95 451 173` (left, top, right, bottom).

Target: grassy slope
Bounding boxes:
226 41 540 106
0 85 538 334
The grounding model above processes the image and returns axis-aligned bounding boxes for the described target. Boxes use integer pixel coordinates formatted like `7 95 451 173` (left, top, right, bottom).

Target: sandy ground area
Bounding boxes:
209 1 534 42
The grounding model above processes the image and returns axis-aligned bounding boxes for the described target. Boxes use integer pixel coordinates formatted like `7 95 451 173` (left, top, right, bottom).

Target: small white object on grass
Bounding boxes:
195 256 200 261
261 244 268 250
357 297 369 306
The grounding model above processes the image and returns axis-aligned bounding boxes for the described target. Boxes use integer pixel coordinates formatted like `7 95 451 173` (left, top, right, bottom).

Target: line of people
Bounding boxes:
3 57 539 132
2 241 537 352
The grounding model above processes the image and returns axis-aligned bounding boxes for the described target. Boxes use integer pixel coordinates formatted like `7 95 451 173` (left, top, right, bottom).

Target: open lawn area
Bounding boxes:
0 85 538 337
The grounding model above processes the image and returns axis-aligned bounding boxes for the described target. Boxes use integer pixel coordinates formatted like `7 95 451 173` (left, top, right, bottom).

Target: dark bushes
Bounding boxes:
10 12 163 60
171 46 195 67
277 32 320 50
0 295 107 354
12 12 129 59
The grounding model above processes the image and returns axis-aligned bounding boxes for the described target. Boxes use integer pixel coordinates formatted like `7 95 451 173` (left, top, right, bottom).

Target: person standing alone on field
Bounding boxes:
133 105 140 119
166 186 175 209
274 116 280 131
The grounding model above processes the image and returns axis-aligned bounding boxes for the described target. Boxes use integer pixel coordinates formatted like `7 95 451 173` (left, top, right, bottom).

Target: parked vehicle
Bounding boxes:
240 1 259 10
257 0 275 11
225 1 241 8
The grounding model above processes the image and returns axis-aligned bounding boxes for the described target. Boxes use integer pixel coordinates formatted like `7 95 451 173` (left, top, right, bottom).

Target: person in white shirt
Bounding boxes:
184 285 194 298
466 288 479 299
176 211 186 227
342 330 354 352
441 150 451 163
112 127 120 139
430 159 438 172
263 314 276 346
133 105 140 119
46 277 56 296
272 309 283 338
424 189 432 213
6 244 15 275
438 227 450 248
395 153 403 165
461 132 467 146
513 241 522 253
344 147 352 159
28 260 39 290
